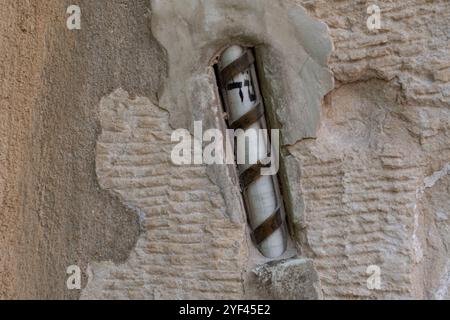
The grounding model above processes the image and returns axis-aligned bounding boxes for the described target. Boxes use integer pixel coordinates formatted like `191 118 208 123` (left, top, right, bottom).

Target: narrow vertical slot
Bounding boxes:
215 45 289 259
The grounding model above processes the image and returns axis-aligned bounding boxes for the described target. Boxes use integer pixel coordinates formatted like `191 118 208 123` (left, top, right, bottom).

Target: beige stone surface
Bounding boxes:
252 258 323 300
293 0 450 299
82 89 247 299
0 0 50 299
1 0 163 299
151 0 334 146
1 0 449 300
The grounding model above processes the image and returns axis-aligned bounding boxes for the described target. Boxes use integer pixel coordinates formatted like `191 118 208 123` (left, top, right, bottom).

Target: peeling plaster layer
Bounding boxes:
424 164 450 189
3 0 448 300
1 0 158 299
150 0 334 146
84 0 450 300
292 0 450 299
82 89 248 299
149 0 334 238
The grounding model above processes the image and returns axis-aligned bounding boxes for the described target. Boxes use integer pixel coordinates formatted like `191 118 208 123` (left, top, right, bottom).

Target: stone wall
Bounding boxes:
0 0 163 299
297 0 450 299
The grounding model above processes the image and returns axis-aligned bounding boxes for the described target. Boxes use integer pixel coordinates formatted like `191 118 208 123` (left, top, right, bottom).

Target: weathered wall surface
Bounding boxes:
82 89 247 299
1 0 164 299
1 0 449 299
81 0 333 299
0 0 51 299
294 0 450 299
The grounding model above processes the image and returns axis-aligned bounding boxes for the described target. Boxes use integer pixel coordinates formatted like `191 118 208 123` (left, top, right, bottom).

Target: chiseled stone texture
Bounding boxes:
83 0 450 300
82 89 247 299
292 0 450 299
149 0 334 256
252 259 323 300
